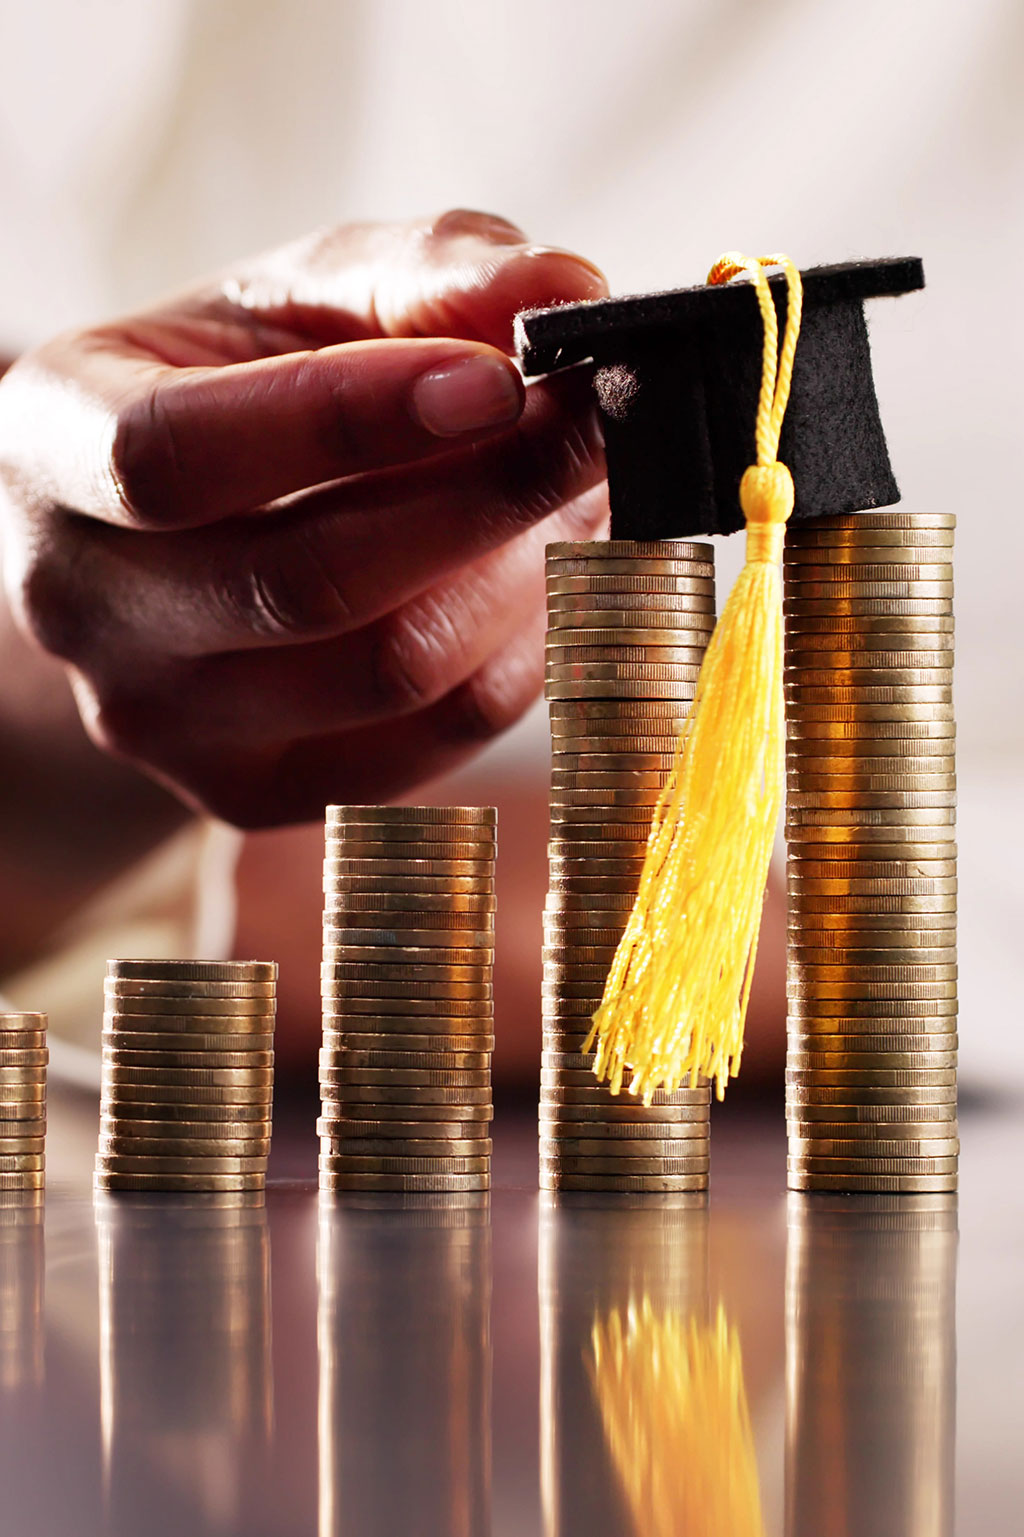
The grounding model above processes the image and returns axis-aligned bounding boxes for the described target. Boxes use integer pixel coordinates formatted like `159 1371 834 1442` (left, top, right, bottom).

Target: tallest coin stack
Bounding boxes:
540 540 714 1193
784 511 958 1193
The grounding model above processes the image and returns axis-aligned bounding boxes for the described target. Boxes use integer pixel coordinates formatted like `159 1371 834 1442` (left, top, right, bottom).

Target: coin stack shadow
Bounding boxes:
319 805 496 1195
541 540 715 1194
784 511 957 1193
95 961 276 1194
0 1012 47 1197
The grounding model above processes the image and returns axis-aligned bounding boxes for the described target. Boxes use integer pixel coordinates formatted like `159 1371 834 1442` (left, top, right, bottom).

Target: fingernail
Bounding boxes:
412 355 523 437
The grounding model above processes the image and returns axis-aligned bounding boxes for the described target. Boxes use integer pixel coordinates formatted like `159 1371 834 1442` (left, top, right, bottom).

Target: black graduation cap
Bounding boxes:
515 257 924 540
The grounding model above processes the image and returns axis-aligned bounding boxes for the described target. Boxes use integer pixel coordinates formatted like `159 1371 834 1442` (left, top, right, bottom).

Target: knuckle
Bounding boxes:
369 608 456 714
13 546 86 661
428 207 526 243
448 664 531 745
110 387 189 528
230 532 354 642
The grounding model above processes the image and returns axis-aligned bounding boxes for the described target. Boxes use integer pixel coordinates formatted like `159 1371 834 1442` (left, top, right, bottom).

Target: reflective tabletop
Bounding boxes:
1 1085 1020 1535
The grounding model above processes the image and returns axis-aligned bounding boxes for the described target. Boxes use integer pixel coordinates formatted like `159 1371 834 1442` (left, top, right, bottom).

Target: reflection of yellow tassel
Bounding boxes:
588 1299 766 1537
586 253 802 1101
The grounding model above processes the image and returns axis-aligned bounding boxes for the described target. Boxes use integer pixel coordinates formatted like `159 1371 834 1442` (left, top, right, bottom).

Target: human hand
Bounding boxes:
0 210 608 825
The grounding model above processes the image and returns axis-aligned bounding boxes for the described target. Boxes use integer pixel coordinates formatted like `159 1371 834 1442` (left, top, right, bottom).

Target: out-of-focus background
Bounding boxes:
0 0 1020 1086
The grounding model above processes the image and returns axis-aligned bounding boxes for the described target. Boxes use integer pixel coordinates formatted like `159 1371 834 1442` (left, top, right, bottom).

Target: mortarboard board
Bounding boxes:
515 257 924 540
516 254 927 1101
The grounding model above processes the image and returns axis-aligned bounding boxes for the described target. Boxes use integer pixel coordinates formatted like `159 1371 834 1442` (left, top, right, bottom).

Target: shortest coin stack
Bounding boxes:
96 960 276 1194
320 805 496 1195
0 1012 47 1194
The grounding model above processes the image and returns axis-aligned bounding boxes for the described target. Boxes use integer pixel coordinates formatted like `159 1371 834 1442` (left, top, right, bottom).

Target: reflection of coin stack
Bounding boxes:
96 961 276 1193
97 1193 272 1530
541 541 714 1192
0 1012 47 1195
318 1197 491 1537
784 513 958 1193
0 1195 44 1392
786 1192 957 1536
320 806 495 1194
539 1195 709 1537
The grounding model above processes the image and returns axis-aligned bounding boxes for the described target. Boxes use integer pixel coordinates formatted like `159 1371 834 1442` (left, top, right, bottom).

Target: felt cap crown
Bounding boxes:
515 257 924 540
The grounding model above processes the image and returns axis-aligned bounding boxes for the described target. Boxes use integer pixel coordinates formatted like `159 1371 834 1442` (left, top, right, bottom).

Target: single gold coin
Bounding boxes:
323 998 492 1018
786 721 956 744
788 966 957 985
788 946 956 965
324 879 494 900
788 898 957 918
547 572 714 593
546 660 701 683
546 539 713 559
787 994 957 1016
327 892 495 914
0 1086 45 1103
326 805 496 826
99 1135 270 1157
545 682 698 703
539 1135 709 1158
98 1099 270 1122
545 649 704 672
788 1154 958 1175
319 1154 489 1175
324 1084 492 1104
538 1085 708 1109
321 961 489 982
786 1084 957 1105
547 590 715 612
317 1116 490 1137
790 1099 958 1123
322 1014 493 1035
785 611 954 634
103 1064 273 1087
324 909 494 931
787 1049 957 1071
783 594 954 616
322 981 492 1001
785 578 953 600
785 525 954 546
94 1172 265 1191
0 1155 44 1172
786 1066 957 1086
103 1013 275 1037
550 702 692 727
788 776 956 797
99 994 276 1017
320 1065 489 1087
320 1049 489 1072
104 979 277 999
327 831 495 853
102 1084 272 1105
551 736 681 757
323 928 493 950
786 1171 957 1192
0 1172 44 1189
789 861 957 882
324 855 493 876
540 1154 709 1176
537 1105 709 1128
319 1135 491 1156
539 1172 707 1192
107 960 276 982
785 1125 958 1148
96 1154 267 1175
323 946 493 968
546 555 713 576
0 1050 48 1067
102 1049 273 1069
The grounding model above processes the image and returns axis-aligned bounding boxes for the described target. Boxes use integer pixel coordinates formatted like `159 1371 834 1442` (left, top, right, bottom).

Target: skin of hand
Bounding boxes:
0 209 610 830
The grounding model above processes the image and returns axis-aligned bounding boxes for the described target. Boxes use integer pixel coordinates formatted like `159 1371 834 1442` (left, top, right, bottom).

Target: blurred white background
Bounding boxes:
0 0 1019 1081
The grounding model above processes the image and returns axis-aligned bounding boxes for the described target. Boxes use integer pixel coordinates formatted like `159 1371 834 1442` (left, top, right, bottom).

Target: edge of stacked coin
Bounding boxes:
784 511 958 1193
541 540 714 1193
320 805 495 1194
96 960 276 1193
0 1012 47 1197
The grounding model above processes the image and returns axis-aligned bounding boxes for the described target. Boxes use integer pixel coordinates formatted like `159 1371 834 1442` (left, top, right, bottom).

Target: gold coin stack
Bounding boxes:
319 805 496 1195
96 960 276 1193
0 1012 47 1195
541 540 715 1193
784 511 957 1193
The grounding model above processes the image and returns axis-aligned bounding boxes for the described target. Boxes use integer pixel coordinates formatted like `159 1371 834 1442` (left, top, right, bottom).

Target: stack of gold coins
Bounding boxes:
96 960 276 1193
0 1013 46 1195
541 540 715 1193
319 805 495 1195
784 511 957 1193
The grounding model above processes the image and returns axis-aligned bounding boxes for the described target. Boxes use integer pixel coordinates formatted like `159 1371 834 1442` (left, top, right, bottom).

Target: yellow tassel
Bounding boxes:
586 253 803 1101
587 1300 766 1537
